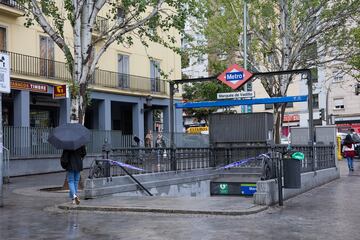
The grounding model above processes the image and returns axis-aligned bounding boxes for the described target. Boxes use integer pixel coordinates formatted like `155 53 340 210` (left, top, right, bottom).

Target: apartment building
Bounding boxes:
252 66 360 137
0 1 183 142
319 67 360 133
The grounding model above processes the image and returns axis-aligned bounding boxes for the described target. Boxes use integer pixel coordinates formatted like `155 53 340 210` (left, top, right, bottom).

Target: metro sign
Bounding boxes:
217 64 253 90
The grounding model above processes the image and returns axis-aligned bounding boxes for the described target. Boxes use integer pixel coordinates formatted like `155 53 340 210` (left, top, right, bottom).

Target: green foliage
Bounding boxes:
349 27 360 80
198 0 358 78
182 80 233 121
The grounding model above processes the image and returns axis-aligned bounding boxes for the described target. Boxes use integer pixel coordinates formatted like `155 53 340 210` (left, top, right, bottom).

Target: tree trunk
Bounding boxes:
70 82 88 124
274 104 287 144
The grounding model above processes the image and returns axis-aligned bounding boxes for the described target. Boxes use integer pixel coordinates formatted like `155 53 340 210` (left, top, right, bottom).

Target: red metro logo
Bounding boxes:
217 64 253 90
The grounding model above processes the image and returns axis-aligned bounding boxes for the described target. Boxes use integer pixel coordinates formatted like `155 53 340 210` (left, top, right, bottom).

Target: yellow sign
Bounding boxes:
337 136 342 160
53 85 67 99
186 126 208 134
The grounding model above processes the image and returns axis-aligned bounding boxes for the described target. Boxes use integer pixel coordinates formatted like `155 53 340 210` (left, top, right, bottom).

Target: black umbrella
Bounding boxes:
48 123 91 150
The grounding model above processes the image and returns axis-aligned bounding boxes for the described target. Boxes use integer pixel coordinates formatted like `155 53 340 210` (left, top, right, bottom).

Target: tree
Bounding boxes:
18 0 201 124
196 0 359 143
349 26 360 80
182 81 233 123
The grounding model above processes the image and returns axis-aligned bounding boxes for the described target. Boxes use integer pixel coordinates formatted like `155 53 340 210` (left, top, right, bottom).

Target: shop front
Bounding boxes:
336 123 360 134
282 114 300 137
2 79 69 128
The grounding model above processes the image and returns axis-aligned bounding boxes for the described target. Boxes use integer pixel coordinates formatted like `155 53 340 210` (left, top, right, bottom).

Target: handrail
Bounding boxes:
89 159 153 196
0 0 24 11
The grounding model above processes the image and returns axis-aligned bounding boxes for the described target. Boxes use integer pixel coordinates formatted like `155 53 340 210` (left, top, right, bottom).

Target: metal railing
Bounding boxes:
97 144 335 178
111 147 173 174
3 124 335 176
315 145 336 170
98 147 212 176
0 0 24 11
7 51 167 94
2 146 10 183
3 126 134 157
94 16 109 34
152 132 209 148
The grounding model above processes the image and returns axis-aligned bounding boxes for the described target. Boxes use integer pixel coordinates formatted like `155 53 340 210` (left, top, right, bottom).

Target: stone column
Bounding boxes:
98 98 111 131
59 98 70 125
132 102 144 143
174 104 183 133
13 90 30 155
163 106 170 133
14 90 30 127
145 109 154 132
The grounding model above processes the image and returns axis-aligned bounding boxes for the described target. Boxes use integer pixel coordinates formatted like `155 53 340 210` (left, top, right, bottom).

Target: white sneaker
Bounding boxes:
74 196 80 205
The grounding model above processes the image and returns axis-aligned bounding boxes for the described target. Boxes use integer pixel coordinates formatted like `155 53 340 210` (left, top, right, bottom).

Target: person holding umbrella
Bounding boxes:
48 117 91 205
61 145 87 204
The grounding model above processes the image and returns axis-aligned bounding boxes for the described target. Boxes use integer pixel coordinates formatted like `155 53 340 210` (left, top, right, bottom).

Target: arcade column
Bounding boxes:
59 97 70 125
132 102 145 143
98 98 111 131
13 90 30 155
14 90 29 127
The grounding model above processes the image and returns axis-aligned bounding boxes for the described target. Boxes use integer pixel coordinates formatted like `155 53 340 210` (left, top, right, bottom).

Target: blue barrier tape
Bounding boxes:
217 153 270 170
105 159 145 171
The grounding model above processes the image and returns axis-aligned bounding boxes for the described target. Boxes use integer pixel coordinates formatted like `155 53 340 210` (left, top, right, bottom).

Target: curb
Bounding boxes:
57 204 268 216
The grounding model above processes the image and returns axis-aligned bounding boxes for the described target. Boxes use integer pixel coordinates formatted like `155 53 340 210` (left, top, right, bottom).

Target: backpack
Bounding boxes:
60 151 69 170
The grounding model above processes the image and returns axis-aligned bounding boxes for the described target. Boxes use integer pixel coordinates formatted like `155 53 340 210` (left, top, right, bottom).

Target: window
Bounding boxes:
265 104 273 110
333 70 343 83
117 7 125 22
334 98 344 109
305 42 318 60
118 54 129 88
150 60 161 92
311 68 318 83
246 82 252 91
0 27 6 51
39 36 54 77
312 94 319 109
286 102 294 108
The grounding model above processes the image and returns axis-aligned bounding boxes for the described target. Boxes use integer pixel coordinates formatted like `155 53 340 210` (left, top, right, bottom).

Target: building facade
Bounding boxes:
0 1 183 145
252 66 360 137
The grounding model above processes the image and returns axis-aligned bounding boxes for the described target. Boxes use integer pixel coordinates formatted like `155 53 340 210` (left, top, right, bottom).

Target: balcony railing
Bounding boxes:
7 51 167 94
0 0 24 11
94 16 109 34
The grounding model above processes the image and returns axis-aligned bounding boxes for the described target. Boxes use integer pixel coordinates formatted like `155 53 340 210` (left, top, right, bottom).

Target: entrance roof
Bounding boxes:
175 95 308 109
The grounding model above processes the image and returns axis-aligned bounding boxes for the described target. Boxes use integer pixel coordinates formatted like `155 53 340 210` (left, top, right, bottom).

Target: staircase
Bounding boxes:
210 167 263 196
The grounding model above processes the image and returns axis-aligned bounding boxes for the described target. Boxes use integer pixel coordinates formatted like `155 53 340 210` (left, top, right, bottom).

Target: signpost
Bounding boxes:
217 64 253 113
0 52 10 207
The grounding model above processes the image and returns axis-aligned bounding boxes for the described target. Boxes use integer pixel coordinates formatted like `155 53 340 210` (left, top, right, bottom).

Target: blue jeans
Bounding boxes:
346 157 354 170
67 170 80 199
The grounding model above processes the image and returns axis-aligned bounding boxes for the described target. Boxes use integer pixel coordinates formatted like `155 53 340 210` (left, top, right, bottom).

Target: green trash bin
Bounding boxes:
283 152 304 188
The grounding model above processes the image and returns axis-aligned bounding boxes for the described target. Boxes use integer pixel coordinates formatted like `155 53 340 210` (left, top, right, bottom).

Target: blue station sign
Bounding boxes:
226 71 244 81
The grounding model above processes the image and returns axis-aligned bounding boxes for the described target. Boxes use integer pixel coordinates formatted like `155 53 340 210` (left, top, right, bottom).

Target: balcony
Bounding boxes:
8 51 167 95
0 0 24 17
93 16 110 36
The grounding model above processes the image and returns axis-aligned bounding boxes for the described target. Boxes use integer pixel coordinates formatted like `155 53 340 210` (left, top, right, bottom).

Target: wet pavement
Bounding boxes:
1 160 360 240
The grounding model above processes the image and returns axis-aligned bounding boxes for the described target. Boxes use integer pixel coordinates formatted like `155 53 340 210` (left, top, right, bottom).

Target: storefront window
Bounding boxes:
30 110 50 128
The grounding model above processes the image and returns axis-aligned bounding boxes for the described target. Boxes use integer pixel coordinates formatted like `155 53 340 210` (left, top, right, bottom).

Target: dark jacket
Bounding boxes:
155 138 166 148
61 146 87 172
